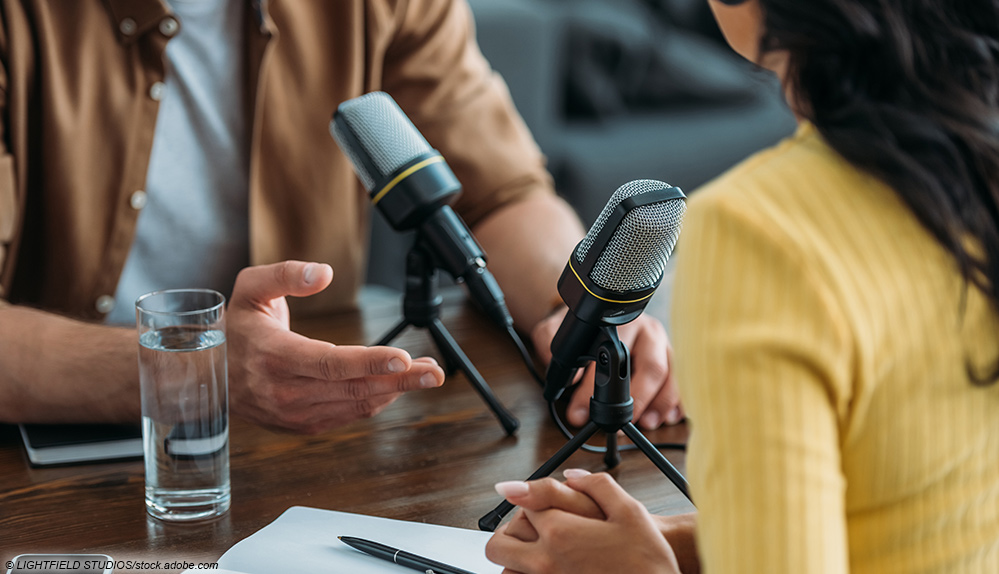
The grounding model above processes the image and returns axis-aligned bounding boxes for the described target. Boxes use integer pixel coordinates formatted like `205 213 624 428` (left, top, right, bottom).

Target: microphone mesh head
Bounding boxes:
331 92 433 190
575 180 686 292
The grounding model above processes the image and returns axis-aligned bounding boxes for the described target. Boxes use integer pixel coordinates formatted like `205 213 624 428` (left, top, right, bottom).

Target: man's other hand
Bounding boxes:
531 307 682 429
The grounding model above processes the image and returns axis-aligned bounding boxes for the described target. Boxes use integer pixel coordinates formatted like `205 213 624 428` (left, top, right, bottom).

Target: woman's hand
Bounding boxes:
494 475 606 543
652 512 700 574
486 471 681 574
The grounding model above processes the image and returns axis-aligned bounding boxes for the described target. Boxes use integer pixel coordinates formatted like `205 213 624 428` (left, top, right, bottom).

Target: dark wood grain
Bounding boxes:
0 290 692 572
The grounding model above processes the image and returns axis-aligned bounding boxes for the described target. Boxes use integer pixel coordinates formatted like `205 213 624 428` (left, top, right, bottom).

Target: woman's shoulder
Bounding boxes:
686 121 911 260
691 122 882 218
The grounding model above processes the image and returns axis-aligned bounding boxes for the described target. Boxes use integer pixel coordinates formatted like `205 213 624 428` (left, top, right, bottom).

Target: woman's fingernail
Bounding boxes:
495 481 530 498
420 372 440 388
388 358 406 373
665 406 683 425
640 410 661 429
303 263 318 285
563 468 591 479
571 407 588 424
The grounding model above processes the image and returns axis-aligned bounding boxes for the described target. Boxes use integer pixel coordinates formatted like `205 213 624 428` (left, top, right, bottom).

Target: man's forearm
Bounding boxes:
0 305 140 423
473 193 584 330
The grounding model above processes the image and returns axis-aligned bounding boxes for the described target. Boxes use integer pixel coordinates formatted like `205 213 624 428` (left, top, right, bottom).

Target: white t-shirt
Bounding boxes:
106 0 249 325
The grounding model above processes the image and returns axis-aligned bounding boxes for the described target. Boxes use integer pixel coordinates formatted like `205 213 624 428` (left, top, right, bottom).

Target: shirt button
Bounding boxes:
95 295 116 314
119 18 137 36
159 17 179 37
149 82 165 101
130 190 148 210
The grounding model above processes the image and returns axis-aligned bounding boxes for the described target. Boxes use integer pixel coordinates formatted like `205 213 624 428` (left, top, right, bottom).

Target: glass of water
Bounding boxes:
136 289 230 522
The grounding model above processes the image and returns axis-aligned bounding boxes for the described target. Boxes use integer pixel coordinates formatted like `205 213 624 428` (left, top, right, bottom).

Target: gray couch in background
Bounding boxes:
365 0 796 290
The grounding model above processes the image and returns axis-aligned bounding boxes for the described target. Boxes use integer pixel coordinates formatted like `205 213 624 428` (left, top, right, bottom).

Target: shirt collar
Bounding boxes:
102 0 273 41
102 0 173 44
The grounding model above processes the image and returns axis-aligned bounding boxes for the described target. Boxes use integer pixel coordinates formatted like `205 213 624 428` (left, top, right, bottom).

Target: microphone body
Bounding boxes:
544 180 686 400
330 92 513 328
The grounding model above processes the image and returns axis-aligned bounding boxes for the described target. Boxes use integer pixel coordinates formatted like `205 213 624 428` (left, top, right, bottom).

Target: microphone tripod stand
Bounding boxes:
478 326 690 531
375 235 520 436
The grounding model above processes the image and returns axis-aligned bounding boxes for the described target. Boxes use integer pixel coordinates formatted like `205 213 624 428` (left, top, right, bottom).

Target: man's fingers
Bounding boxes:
263 332 444 383
566 362 596 426
529 307 567 365
626 321 673 429
494 477 605 519
283 367 445 403
289 392 402 434
642 362 683 429
232 261 334 306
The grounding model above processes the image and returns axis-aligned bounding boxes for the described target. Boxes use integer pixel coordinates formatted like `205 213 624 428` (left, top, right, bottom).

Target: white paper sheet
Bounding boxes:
183 506 501 574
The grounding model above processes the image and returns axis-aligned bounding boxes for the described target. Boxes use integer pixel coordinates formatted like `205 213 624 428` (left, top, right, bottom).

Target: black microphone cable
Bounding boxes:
506 324 546 386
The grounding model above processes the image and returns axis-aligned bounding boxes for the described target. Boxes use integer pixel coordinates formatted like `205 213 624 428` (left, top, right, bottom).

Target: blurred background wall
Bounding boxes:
365 0 797 290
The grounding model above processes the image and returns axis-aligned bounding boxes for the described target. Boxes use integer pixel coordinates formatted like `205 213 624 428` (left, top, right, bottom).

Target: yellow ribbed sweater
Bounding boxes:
672 123 999 573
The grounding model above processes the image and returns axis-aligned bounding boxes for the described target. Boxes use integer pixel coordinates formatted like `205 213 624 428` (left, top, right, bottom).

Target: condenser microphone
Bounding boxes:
330 92 513 328
544 180 686 401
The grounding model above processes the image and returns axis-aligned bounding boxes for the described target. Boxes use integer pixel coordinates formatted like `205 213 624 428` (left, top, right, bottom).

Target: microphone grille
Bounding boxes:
331 92 433 190
575 180 686 293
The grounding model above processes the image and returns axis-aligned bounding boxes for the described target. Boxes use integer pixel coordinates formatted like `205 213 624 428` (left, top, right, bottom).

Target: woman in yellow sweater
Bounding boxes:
485 0 999 572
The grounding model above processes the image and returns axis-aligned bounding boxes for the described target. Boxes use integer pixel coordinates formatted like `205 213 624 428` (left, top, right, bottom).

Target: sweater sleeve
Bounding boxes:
672 187 854 574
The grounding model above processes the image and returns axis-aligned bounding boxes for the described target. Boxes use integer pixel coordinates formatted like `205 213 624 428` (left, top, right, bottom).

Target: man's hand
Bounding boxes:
485 470 681 574
531 307 682 429
227 260 445 434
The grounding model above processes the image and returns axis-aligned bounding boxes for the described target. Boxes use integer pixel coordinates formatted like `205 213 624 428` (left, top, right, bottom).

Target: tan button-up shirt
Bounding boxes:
0 0 552 320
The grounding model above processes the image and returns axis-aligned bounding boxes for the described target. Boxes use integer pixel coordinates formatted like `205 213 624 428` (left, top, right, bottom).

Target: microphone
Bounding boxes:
477 180 689 531
544 179 686 401
329 92 513 329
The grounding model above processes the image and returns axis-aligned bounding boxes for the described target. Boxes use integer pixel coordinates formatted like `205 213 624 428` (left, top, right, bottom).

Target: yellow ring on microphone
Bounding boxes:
568 260 656 304
371 155 446 205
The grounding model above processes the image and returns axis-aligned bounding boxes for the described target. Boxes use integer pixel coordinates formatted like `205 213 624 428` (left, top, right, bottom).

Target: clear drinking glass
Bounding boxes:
136 289 230 521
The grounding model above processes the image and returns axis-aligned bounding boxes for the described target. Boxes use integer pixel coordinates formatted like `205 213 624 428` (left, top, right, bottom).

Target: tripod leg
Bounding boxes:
603 431 621 469
374 319 410 347
621 423 692 502
427 322 461 375
479 421 602 531
429 318 520 436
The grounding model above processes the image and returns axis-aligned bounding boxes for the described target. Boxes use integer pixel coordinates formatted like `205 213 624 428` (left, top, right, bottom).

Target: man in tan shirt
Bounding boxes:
0 0 681 433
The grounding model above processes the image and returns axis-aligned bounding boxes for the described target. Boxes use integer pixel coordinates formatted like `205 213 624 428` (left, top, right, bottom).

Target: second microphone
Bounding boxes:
330 91 513 329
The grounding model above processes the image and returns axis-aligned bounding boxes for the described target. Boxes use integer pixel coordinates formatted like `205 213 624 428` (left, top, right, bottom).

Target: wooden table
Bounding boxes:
0 289 692 572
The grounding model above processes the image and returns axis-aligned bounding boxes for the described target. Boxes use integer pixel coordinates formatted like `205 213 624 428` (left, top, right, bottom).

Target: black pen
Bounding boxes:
338 535 478 574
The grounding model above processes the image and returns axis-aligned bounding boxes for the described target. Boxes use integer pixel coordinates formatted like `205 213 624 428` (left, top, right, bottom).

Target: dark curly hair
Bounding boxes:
758 0 999 384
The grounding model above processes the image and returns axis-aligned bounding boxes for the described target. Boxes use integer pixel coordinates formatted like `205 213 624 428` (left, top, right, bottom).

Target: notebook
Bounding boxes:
18 423 144 466
183 506 502 574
